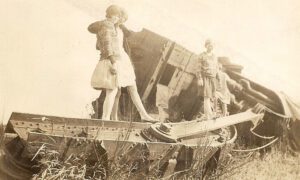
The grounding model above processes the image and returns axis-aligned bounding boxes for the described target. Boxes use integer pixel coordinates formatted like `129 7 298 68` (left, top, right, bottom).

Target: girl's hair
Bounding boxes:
106 5 121 18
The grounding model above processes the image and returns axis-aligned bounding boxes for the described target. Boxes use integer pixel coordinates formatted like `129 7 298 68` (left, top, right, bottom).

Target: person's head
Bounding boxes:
106 5 121 24
204 39 214 52
218 63 223 71
118 8 128 24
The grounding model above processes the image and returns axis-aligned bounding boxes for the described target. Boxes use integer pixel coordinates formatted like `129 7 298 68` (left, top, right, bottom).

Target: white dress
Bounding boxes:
116 27 136 87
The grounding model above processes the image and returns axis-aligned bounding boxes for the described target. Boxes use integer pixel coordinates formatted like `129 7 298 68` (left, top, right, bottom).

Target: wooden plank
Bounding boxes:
167 46 194 98
167 45 189 68
128 29 171 96
171 73 194 97
141 41 173 101
185 54 199 74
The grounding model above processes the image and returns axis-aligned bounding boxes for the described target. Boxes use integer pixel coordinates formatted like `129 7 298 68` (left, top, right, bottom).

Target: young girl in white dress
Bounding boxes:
110 8 156 122
90 5 156 122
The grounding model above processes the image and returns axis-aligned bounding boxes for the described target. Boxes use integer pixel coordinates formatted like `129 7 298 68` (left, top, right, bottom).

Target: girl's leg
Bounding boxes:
94 90 102 119
203 97 213 119
102 88 118 120
127 84 156 121
111 88 121 120
222 103 228 116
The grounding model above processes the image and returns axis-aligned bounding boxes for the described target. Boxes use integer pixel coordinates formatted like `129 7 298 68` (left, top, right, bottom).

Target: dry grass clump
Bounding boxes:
32 145 107 180
31 143 158 180
210 144 300 180
18 138 300 180
220 150 300 180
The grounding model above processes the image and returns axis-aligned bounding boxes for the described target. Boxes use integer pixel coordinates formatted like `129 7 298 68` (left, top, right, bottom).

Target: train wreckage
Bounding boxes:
1 28 300 179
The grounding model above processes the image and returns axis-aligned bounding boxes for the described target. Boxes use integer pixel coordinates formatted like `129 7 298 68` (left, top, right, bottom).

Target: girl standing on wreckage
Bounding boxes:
88 5 157 123
197 39 219 119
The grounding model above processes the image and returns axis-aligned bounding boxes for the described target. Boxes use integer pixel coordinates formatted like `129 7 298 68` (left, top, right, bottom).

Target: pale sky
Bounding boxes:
1 0 300 123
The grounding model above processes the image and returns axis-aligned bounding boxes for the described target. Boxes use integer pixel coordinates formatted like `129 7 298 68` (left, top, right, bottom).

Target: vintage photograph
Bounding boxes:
0 0 300 179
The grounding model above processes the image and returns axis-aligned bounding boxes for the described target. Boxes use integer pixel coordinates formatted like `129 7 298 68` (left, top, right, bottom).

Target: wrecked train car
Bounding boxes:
1 28 299 179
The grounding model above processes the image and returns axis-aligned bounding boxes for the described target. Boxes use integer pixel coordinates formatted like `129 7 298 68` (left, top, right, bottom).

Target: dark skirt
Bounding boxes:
203 76 217 98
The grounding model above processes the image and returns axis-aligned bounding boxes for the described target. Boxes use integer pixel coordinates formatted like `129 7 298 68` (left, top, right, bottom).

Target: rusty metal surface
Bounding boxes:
8 112 245 146
149 111 263 142
1 111 239 178
9 112 151 141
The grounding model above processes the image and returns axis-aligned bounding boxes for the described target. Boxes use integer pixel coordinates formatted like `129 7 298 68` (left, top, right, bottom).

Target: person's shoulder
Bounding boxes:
101 20 114 29
198 52 207 59
88 20 107 33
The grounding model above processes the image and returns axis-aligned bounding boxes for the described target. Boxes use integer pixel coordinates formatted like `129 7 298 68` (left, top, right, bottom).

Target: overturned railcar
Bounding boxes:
1 28 299 179
122 28 298 147
95 28 296 146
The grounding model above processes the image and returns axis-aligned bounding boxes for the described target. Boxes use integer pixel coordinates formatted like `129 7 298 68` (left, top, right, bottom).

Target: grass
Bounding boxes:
210 143 300 180
31 143 161 180
31 146 108 180
229 154 298 180
23 117 300 180
1 127 299 179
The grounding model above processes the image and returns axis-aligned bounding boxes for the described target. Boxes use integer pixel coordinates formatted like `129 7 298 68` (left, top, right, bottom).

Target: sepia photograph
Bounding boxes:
0 0 300 179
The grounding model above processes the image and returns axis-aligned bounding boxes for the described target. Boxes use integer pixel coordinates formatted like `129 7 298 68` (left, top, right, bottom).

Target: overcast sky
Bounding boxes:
1 0 300 123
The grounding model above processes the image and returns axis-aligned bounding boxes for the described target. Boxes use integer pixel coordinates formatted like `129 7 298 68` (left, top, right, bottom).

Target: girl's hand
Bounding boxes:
110 63 117 75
